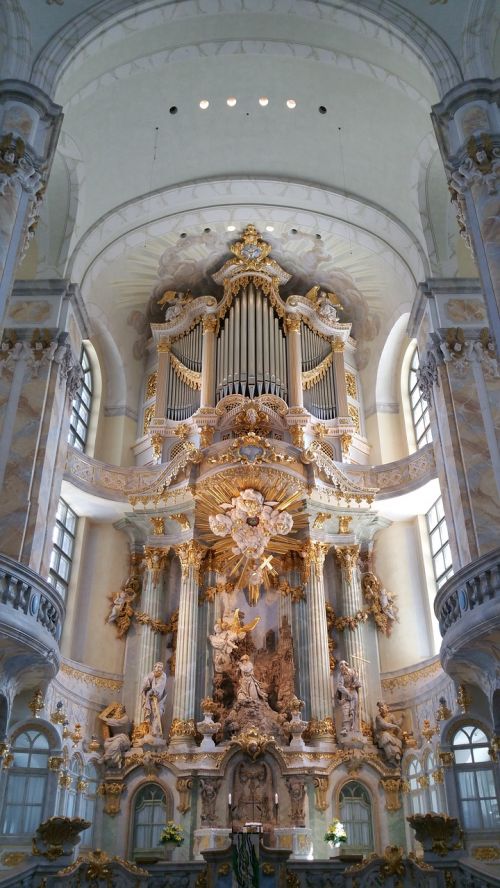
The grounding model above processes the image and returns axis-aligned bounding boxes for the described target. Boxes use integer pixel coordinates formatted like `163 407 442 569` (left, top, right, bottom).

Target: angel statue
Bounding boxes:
209 488 293 560
156 289 194 322
209 609 260 674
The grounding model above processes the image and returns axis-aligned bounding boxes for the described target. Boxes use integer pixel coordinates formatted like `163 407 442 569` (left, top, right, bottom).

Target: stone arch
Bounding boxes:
0 0 31 81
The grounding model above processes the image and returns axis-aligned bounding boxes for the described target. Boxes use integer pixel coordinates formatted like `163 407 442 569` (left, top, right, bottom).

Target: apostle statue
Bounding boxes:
374 701 403 766
336 660 362 737
236 655 268 704
99 703 131 769
141 662 168 739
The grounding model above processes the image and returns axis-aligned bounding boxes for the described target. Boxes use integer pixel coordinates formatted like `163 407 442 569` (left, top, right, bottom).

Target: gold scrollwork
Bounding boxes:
345 370 357 399
146 371 157 399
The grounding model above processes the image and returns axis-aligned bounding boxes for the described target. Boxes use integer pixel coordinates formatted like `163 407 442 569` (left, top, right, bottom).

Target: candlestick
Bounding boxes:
228 793 232 806
274 793 279 806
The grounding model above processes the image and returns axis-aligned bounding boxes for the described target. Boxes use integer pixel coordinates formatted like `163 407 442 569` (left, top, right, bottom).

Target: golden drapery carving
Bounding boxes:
169 351 202 390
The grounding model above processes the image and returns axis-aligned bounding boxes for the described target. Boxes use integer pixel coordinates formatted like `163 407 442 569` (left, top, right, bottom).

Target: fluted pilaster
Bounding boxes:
285 316 303 409
134 546 169 725
170 540 206 747
200 315 217 408
302 541 335 743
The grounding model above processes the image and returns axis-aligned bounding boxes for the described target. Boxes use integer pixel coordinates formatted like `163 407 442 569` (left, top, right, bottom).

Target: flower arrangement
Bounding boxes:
159 821 184 846
324 819 347 846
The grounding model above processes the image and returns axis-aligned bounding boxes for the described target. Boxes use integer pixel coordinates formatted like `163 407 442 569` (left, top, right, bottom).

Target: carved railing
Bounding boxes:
345 442 436 498
0 554 64 642
434 547 500 638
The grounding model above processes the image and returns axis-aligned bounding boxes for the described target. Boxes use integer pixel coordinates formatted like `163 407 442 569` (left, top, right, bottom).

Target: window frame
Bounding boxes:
408 346 432 449
452 724 499 832
68 345 93 453
1 729 50 837
48 498 78 599
131 782 169 860
338 780 374 854
426 495 454 591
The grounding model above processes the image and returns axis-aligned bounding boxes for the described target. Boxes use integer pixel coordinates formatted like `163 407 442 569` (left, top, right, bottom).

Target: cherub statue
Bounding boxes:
156 289 194 322
208 609 259 673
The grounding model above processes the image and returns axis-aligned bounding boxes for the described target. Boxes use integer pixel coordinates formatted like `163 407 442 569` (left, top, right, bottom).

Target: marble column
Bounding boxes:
154 339 171 419
0 82 62 321
334 544 380 727
410 279 500 561
170 540 205 748
0 283 88 574
432 79 500 352
134 546 169 728
302 541 335 745
285 316 303 410
200 315 217 409
289 556 311 716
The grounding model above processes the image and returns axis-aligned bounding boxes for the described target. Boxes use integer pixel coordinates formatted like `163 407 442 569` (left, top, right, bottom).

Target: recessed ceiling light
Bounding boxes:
199 99 209 110
286 99 296 109
259 97 269 107
319 105 327 115
227 225 236 232
265 225 274 232
169 106 178 114
226 97 237 107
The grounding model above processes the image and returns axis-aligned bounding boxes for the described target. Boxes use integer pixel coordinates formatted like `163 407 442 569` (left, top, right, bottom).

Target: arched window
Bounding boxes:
1 730 50 835
408 347 432 449
407 758 426 814
452 726 499 830
132 783 167 858
426 495 453 590
48 497 78 599
339 781 373 854
68 345 93 452
80 762 99 847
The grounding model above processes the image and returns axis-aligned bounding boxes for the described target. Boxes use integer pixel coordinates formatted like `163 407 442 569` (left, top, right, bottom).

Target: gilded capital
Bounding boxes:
334 544 360 582
175 540 206 579
202 315 218 334
143 546 169 571
285 316 301 334
157 338 171 353
302 539 330 581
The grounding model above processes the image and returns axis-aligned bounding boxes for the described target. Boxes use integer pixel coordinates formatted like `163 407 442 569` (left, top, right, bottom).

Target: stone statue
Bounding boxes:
200 777 221 826
237 655 268 703
141 662 167 739
286 777 306 827
336 660 361 737
374 701 403 766
99 703 131 769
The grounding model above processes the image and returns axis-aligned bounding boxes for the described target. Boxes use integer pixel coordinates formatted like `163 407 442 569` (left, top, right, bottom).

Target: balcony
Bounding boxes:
434 547 500 678
0 554 65 685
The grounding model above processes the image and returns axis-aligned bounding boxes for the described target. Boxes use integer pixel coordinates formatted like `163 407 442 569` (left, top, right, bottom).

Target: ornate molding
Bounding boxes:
169 351 202 390
301 539 330 582
301 348 334 390
334 544 360 583
174 540 206 580
143 546 169 571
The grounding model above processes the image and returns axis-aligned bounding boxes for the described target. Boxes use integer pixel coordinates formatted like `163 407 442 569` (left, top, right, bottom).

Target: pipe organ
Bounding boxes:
301 324 337 420
165 322 202 421
215 282 288 402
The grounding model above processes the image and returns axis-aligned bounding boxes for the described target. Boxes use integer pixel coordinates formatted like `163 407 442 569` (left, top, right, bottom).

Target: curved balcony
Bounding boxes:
434 547 500 676
0 554 65 684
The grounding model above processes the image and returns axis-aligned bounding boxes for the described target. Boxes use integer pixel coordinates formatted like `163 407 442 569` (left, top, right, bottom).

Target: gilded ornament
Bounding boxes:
380 846 405 880
338 515 352 534
472 847 500 861
301 349 334 390
150 516 165 536
489 734 500 762
175 423 191 439
58 849 148 879
48 756 63 771
202 314 218 333
301 539 330 582
229 725 275 760
348 404 360 433
313 512 331 529
340 432 352 455
175 540 206 580
286 871 300 888
28 688 44 718
135 611 170 634
150 433 163 461
433 768 444 785
1 852 26 867
88 736 101 752
436 697 452 722
285 316 301 334
289 425 305 448
195 868 208 888
76 778 88 793
379 777 402 812
176 776 193 814
218 864 231 876
51 701 67 724
98 781 126 816
456 684 471 713
416 775 430 789
170 512 191 531
421 719 437 743
262 864 275 876
143 405 155 435
381 659 441 692
146 370 157 399
308 717 336 739
143 545 169 571
169 718 196 739
439 751 455 768
199 425 215 447
334 543 360 582
345 370 357 399
169 351 202 390
313 775 329 811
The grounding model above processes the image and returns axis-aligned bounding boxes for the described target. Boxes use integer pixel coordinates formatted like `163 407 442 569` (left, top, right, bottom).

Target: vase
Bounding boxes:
328 842 341 858
160 841 177 861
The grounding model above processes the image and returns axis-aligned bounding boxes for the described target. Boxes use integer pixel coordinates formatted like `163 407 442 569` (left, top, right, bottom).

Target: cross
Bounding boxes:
351 654 371 664
260 555 276 573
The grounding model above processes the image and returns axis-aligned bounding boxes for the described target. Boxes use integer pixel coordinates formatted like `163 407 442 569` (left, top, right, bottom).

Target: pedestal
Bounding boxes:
275 828 313 859
194 828 231 860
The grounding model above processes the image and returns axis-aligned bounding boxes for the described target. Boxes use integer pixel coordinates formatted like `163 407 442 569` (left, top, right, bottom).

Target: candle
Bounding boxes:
274 793 279 806
228 793 232 806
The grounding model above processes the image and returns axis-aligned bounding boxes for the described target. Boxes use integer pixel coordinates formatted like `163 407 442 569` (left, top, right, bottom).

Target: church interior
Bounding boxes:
0 1 499 886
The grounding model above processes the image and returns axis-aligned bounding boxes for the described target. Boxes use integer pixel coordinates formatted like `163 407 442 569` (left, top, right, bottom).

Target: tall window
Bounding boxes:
132 784 167 858
68 346 93 452
49 498 78 598
426 496 453 590
339 781 373 854
409 347 432 448
407 758 426 814
453 726 499 830
406 752 445 815
80 762 99 846
1 730 50 835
